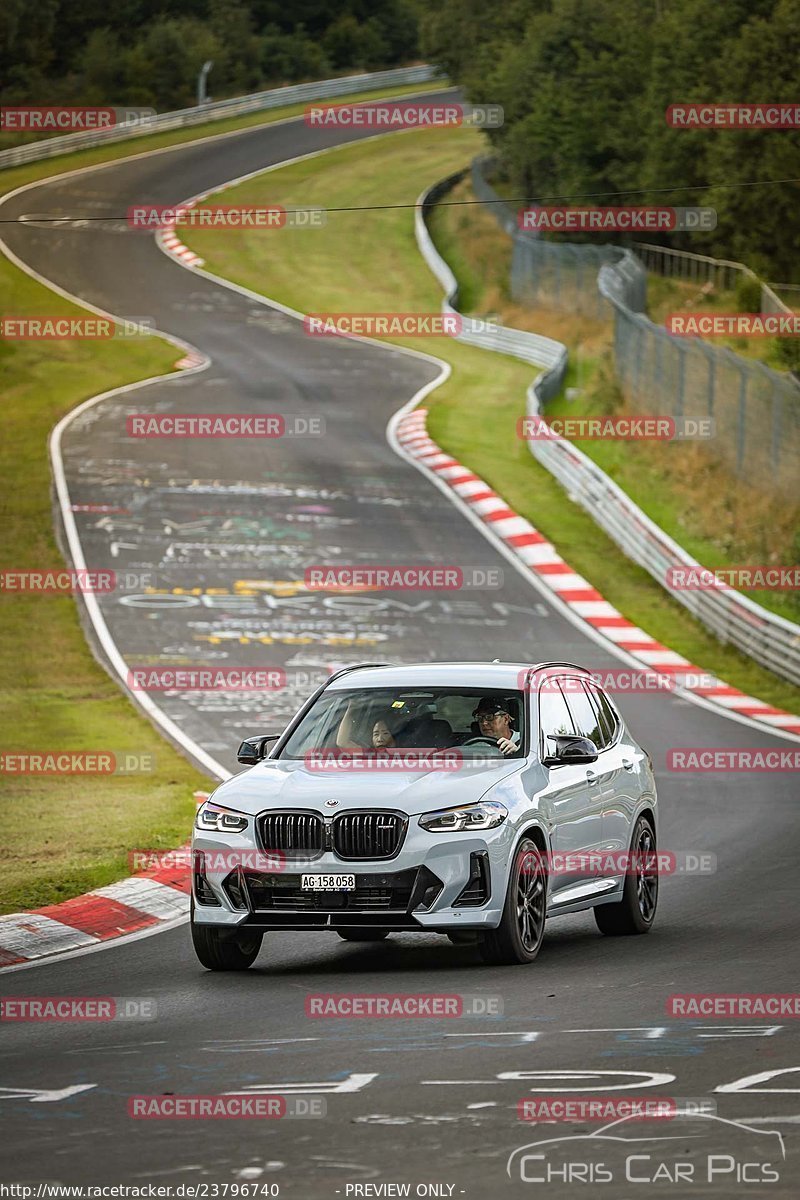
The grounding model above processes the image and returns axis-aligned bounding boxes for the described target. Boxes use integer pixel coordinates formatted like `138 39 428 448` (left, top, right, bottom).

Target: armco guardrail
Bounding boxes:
417 172 567 390
0 66 442 169
417 172 800 689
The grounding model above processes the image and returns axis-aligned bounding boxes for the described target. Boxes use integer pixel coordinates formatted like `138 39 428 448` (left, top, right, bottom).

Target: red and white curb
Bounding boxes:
396 407 800 738
157 199 204 270
174 349 206 370
156 206 211 370
0 856 190 968
0 793 210 968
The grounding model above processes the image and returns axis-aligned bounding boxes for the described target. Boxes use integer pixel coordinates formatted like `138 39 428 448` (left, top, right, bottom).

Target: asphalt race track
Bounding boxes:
1 94 798 1196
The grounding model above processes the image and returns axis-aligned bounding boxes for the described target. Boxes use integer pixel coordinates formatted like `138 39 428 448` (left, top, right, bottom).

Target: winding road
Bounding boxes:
0 92 798 1196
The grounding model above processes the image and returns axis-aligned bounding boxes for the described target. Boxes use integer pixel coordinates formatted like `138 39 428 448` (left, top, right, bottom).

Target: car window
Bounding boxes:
583 682 611 748
279 686 526 758
538 678 576 757
588 683 619 745
563 679 604 748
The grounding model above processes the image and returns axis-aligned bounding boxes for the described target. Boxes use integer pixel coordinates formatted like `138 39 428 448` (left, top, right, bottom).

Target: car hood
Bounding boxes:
207 757 523 817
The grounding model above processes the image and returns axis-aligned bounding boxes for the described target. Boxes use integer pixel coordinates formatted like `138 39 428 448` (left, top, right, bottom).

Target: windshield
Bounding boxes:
279 686 526 760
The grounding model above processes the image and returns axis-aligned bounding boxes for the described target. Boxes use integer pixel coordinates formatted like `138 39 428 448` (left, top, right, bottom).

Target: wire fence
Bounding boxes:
472 157 800 498
418 171 800 689
512 238 644 320
633 242 791 315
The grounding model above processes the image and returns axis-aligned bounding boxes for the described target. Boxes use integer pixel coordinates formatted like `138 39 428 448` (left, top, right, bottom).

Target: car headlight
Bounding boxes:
195 802 249 833
418 801 508 832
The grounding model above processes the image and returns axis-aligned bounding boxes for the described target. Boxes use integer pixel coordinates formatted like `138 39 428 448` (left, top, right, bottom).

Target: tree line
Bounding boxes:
420 0 800 280
1 0 421 113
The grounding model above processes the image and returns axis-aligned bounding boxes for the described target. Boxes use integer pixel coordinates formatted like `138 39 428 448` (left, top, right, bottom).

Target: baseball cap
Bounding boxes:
472 697 510 717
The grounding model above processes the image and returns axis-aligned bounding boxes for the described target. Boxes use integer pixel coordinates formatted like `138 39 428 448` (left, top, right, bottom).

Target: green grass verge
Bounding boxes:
0 82 439 914
0 256 211 913
180 127 799 716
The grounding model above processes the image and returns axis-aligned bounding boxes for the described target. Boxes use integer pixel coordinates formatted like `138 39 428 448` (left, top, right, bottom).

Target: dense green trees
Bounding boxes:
1 0 421 115
3 0 797 276
421 0 800 278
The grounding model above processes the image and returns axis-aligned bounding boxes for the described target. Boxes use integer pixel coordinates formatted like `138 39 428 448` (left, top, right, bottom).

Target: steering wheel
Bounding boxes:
461 736 502 749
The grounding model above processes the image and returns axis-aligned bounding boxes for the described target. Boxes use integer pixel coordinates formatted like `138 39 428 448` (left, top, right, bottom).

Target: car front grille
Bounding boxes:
259 812 323 858
257 810 406 861
242 869 417 913
333 812 405 860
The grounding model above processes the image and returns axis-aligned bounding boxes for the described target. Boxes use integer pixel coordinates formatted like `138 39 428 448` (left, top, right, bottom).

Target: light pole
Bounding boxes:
197 60 214 106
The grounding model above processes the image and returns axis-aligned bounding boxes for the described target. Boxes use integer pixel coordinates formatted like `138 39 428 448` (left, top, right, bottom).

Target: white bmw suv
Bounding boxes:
191 661 658 969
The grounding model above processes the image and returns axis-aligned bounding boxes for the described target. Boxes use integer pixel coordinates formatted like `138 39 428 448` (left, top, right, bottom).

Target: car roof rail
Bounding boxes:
528 661 592 675
323 662 391 688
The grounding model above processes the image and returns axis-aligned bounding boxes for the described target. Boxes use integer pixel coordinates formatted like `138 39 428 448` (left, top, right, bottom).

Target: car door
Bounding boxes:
536 675 604 896
586 682 642 855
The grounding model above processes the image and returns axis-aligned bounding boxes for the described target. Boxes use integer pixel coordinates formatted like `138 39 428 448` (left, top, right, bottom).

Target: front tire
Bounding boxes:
191 915 263 970
479 838 547 965
594 815 658 936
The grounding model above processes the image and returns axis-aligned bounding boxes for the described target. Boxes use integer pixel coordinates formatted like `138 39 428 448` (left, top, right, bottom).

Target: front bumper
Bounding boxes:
191 822 515 931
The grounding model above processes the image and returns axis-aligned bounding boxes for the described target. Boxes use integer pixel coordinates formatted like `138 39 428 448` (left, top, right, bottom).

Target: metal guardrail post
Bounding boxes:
771 382 782 473
736 368 748 474
702 342 715 417
675 340 685 420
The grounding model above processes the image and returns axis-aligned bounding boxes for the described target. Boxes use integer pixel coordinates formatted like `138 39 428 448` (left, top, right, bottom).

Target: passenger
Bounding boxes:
336 702 397 750
371 716 396 749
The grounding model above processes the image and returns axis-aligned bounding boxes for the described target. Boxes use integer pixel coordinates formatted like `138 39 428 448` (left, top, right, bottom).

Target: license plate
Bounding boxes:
301 873 356 891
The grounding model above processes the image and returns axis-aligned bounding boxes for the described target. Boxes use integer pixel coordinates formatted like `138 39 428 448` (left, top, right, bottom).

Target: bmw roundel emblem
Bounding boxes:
325 799 339 807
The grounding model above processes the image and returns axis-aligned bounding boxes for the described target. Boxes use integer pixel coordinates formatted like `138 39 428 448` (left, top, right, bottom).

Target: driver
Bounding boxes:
472 697 520 756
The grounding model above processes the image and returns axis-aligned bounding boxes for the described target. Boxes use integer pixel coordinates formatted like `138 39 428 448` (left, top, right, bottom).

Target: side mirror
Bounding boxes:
542 734 598 766
237 734 280 765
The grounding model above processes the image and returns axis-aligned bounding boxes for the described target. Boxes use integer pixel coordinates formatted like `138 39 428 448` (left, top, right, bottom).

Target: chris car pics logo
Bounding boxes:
507 1112 784 1186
